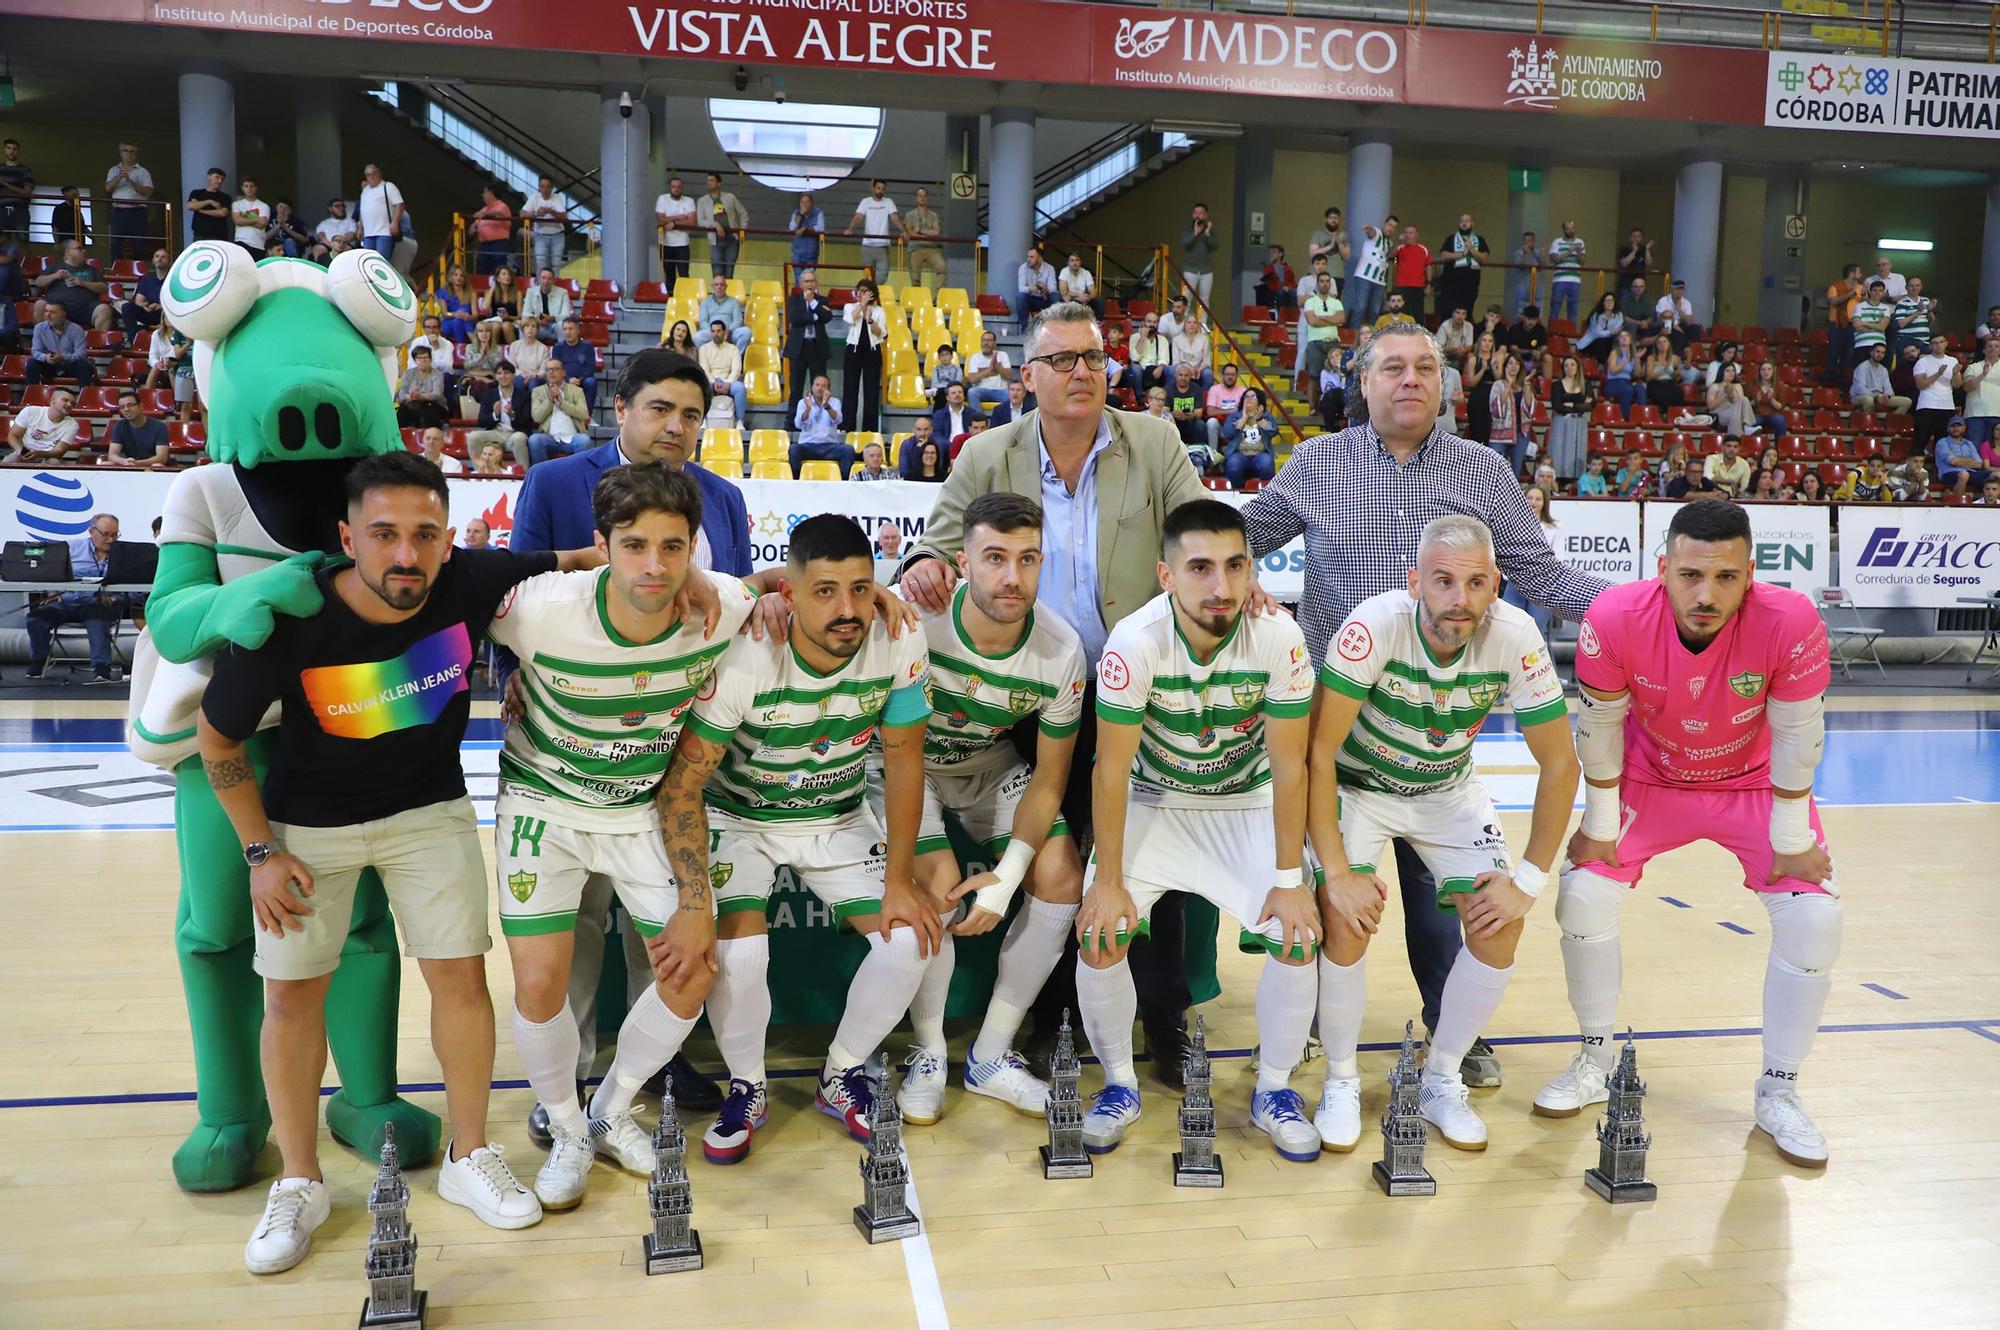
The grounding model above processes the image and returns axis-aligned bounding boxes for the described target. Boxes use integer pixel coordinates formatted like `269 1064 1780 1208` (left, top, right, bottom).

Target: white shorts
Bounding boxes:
494 792 693 940
869 760 1072 859
1083 801 1302 958
709 805 887 926
1335 782 1511 914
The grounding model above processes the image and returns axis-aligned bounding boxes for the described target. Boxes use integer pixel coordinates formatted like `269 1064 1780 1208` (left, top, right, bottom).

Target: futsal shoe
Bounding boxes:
1313 1074 1363 1152
1532 1053 1610 1118
527 1081 587 1150
534 1126 594 1210
701 1078 768 1164
588 1108 657 1175
437 1140 543 1229
816 1062 877 1143
1418 1071 1489 1151
1754 1084 1830 1168
1249 1087 1322 1162
243 1177 330 1275
895 1048 949 1125
964 1051 1050 1115
1460 1037 1503 1088
1081 1083 1142 1153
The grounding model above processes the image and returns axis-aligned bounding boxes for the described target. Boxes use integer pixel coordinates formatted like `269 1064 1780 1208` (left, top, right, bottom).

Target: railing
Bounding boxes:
7 191 180 260
364 83 598 226
1158 252 1312 449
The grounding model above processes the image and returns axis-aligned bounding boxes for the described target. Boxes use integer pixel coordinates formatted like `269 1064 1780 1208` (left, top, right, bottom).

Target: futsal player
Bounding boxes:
1535 498 1841 1167
1072 500 1322 1161
1306 515 1580 1151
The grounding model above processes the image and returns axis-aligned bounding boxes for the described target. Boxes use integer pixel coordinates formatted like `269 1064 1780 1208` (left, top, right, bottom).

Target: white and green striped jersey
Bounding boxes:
1096 593 1314 810
1352 231 1391 287
1319 590 1566 798
919 584 1086 774
486 568 758 832
685 619 931 825
1547 236 1585 281
1852 300 1891 348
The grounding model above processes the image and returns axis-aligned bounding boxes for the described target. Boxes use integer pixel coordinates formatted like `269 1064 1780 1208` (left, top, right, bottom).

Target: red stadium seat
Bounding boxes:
70 387 121 416
1102 298 1124 319
975 294 1012 318
585 279 622 301
103 357 143 384
1126 299 1155 320
1782 410 1809 435
1778 434 1811 458
1241 304 1275 326
582 323 610 346
1809 388 1843 411
1851 434 1884 461
1742 325 1769 343
1628 404 1663 428
1587 428 1618 456
633 281 669 304
1591 399 1625 426
1659 429 1692 457
1882 412 1913 435
1778 461 1805 487
0 355 27 384
85 330 125 353
142 388 176 416
1772 327 1801 345
1817 462 1847 488
1698 431 1725 456
580 299 615 323
1549 318 1579 339
1710 324 1739 342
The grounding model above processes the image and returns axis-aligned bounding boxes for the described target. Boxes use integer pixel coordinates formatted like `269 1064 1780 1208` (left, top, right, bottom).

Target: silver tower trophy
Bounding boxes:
854 1066 922 1243
1173 1014 1223 1187
1040 1008 1093 1179
1373 1021 1437 1197
644 1084 705 1272
358 1124 427 1329
1585 1033 1657 1203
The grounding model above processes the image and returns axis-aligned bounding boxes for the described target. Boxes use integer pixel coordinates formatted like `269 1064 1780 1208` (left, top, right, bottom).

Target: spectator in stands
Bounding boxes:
785 191 825 274
185 167 231 245
1748 467 1781 501
1753 443 1782 479
701 172 748 279
506 317 549 381
1704 341 1741 387
45 185 90 250
1545 221 1586 326
522 174 568 275
1964 336 2000 448
27 301 94 388
521 268 571 340
34 240 113 333
987 379 1031 429
965 328 1015 413
1577 454 1609 496
1158 293 1189 341
1617 228 1653 297
119 247 170 342
1200 361 1245 456
1143 385 1171 422
1548 353 1591 481
903 186 945 291
1296 271 1345 385
145 316 193 418
1655 278 1697 349
1390 222 1430 319
100 142 156 261
1934 416 1988 495
1372 290 1417 334
463 516 493 546
1131 312 1171 395
0 139 32 240
1704 435 1752 495
1850 280 1893 366
662 319 697 357
1707 363 1755 438
1798 472 1826 502
841 278 889 433
1506 231 1541 319
23 511 127 683
356 164 403 260
1179 203 1219 309
1977 476 2000 506
468 361 532 469
1620 275 1658 341
312 197 358 260
5 387 79 464
1058 253 1100 317
1016 245 1059 323
1752 361 1788 439
235 174 278 259
549 318 596 405
1307 206 1349 286
1849 342 1907 414
1436 305 1474 371
1461 331 1497 443
1532 462 1560 496
655 175 696 287
1656 440 1689 489
1871 256 1906 301
1577 292 1623 362
407 313 457 383
1890 456 1931 501
852 440 890 481
1315 335 1352 434
927 343 964 408
420 425 466 476
1911 333 1959 458
1642 334 1684 410
903 417 944 470
901 435 950 483
426 266 471 343
1891 277 1935 367
1168 363 1211 470
789 374 851 476
1103 322 1128 391
691 273 750 356
267 200 311 258
1615 448 1649 496
0 233 19 351
480 265 523 343
844 178 903 266
459 321 505 399
1978 306 2000 343
1836 453 1893 502
1220 388 1275 490
1171 312 1213 396
699 318 748 424
931 382 974 447
1487 353 1533 477
1436 213 1489 321
1600 328 1640 417
101 388 168 469
394 346 449 428
1824 263 1863 382
785 268 835 413
1254 245 1296 310
1507 303 1549 373
528 358 591 465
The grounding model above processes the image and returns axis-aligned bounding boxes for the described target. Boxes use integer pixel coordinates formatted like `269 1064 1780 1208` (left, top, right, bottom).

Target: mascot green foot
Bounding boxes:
325 1091 441 1165
172 1115 274 1194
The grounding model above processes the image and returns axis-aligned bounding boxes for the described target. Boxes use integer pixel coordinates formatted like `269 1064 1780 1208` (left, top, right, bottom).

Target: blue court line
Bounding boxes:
6 1017 1998 1111
1718 921 1755 935
1862 983 1908 1000
1659 896 1692 909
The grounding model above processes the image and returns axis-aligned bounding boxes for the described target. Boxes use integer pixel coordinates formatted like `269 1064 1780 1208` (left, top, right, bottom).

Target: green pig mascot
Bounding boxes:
126 241 442 1191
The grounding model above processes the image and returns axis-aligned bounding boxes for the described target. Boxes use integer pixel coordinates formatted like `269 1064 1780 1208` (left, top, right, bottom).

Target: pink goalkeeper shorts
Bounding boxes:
1577 779 1835 896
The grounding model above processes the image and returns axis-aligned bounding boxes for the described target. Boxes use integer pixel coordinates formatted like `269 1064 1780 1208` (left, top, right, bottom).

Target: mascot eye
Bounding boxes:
328 249 419 346
161 241 261 342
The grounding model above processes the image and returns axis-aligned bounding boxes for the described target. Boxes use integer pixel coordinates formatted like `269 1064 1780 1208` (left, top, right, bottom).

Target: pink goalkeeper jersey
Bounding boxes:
1574 578 1830 791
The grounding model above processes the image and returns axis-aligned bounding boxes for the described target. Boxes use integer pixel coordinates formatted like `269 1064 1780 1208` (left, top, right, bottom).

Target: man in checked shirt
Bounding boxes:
1241 322 1607 1087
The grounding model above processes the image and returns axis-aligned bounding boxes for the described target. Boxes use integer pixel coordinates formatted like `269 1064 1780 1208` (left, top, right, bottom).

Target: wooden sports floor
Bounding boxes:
2 694 1997 1329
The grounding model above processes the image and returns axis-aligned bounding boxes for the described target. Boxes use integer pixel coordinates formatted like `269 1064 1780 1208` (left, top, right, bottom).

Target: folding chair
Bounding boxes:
1815 586 1884 680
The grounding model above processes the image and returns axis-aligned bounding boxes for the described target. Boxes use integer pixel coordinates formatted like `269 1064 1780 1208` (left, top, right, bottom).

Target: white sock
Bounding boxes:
708 935 772 1087
589 985 698 1119
1074 956 1138 1089
828 928 928 1073
1428 948 1513 1080
972 895 1077 1065
1558 876 1625 1072
1316 954 1367 1080
512 1000 587 1137
1758 892 1841 1094
1254 956 1320 1092
908 933 954 1055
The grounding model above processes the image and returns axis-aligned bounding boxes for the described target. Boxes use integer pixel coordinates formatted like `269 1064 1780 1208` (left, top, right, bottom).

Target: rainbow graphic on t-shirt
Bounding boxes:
301 623 473 740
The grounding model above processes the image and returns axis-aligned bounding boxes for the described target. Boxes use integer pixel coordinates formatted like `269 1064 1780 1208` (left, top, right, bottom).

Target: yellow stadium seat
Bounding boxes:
746 344 781 374
951 308 984 339
673 277 705 300
845 431 884 455
884 347 920 376
798 460 842 482
750 278 784 302
936 287 970 312
725 278 747 301
886 375 930 410
746 370 783 407
700 429 744 474
907 305 945 330
900 285 934 310
916 324 952 357
888 432 912 465
749 430 791 463
751 460 792 480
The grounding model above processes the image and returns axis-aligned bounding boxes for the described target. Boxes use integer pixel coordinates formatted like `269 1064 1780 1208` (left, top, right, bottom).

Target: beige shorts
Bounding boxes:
258 796 491 980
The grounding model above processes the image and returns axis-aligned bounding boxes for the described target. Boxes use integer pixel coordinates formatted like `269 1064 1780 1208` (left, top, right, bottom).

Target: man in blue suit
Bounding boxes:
508 348 748 1131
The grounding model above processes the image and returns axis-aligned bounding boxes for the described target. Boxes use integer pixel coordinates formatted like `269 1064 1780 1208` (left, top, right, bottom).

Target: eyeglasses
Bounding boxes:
1027 349 1109 373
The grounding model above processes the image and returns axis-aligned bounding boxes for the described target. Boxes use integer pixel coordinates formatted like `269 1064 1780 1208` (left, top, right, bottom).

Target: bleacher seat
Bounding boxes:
633 282 669 304
1628 404 1663 428
746 370 782 407
900 285 933 310
935 287 970 313
0 355 25 384
1622 430 1654 458
142 388 176 416
886 375 930 410
700 429 745 475
85 330 125 353
748 430 790 464
798 460 842 482
887 432 911 466
103 357 143 385
585 280 622 302
581 299 616 323
750 279 784 302
673 277 704 301
168 420 206 452
975 294 1011 319
745 345 781 375
845 432 884 458
1591 400 1625 426
70 387 121 416
1710 324 1739 342
1587 428 1618 457
108 259 145 281
750 460 790 480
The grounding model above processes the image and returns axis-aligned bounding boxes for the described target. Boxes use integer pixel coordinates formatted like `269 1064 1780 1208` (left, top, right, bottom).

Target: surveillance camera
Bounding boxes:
733 65 749 93
618 90 633 119
774 87 787 106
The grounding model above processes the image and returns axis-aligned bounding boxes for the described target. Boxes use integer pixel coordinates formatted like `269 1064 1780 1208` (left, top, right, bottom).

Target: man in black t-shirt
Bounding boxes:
0 138 32 239
197 451 601 1275
186 167 233 244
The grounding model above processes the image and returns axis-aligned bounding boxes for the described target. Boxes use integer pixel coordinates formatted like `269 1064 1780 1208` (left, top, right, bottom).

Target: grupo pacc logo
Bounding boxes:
1856 525 2000 575
14 471 95 540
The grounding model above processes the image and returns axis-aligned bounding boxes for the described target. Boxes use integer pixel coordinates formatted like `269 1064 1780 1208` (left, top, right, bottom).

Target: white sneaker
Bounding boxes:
1532 1052 1611 1119
964 1050 1050 1115
534 1126 595 1210
588 1108 656 1176
1754 1085 1829 1168
1249 1088 1321 1162
244 1177 330 1275
1081 1083 1142 1153
437 1140 543 1229
896 1048 949 1125
1313 1075 1362 1152
1419 1071 1488 1151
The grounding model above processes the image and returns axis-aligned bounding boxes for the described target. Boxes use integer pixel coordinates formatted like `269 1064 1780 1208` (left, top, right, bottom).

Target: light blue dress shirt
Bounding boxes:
1035 414 1114 666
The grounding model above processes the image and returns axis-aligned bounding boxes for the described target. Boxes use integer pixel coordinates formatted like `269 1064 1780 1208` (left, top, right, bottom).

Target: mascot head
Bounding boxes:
161 242 419 467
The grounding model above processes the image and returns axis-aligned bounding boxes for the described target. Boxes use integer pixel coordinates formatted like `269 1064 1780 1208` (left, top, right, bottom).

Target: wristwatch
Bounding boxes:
243 841 279 867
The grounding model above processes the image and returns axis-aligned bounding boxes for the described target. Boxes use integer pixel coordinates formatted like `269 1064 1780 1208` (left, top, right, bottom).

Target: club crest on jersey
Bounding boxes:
506 870 537 902
710 862 734 892
858 686 888 715
632 670 651 693
1468 681 1501 708
1729 670 1765 698
1231 680 1265 710
1688 675 1708 700
963 672 983 697
817 694 833 719
1009 687 1036 714
684 656 716 692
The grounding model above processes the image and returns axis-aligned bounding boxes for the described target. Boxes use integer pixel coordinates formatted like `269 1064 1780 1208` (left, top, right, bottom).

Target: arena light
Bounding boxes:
1876 237 1934 252
1150 119 1243 139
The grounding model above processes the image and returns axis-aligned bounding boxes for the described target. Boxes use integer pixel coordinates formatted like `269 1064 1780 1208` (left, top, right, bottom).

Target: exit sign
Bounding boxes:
1509 168 1544 193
